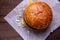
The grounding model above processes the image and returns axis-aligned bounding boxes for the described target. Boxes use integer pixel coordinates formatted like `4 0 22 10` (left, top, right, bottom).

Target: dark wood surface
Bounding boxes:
0 0 60 40
0 0 23 40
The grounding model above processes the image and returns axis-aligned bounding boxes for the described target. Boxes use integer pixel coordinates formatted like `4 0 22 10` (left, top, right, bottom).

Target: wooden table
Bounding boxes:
0 0 60 40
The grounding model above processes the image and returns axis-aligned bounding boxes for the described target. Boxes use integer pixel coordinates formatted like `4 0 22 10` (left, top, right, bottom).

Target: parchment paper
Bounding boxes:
4 0 60 40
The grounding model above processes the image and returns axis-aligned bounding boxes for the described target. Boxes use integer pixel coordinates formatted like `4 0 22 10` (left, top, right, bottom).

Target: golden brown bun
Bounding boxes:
23 2 52 30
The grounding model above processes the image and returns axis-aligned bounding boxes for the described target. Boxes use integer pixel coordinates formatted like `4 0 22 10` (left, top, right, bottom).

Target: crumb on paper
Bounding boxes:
21 18 26 26
20 23 25 28
16 19 20 22
18 23 25 28
27 31 30 35
21 18 25 24
18 18 26 28
18 14 22 18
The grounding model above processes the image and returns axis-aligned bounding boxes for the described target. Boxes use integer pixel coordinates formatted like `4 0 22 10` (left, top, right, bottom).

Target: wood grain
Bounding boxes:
0 0 23 40
0 23 23 40
46 27 60 40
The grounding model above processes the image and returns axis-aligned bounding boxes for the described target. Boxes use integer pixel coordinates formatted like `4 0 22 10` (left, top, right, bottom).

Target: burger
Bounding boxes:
23 2 52 31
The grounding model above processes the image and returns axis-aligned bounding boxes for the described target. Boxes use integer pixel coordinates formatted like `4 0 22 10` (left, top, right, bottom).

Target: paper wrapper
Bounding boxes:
4 0 60 40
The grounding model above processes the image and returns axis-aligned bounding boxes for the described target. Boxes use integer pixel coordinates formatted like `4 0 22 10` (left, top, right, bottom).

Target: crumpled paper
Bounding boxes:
4 0 60 40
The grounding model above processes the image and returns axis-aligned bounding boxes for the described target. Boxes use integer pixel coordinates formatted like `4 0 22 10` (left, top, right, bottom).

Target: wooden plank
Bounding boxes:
0 18 6 23
0 0 23 40
0 0 23 15
0 23 23 40
46 26 60 40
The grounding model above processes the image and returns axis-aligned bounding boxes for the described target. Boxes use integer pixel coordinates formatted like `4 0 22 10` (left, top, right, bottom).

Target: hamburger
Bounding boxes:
23 2 52 31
